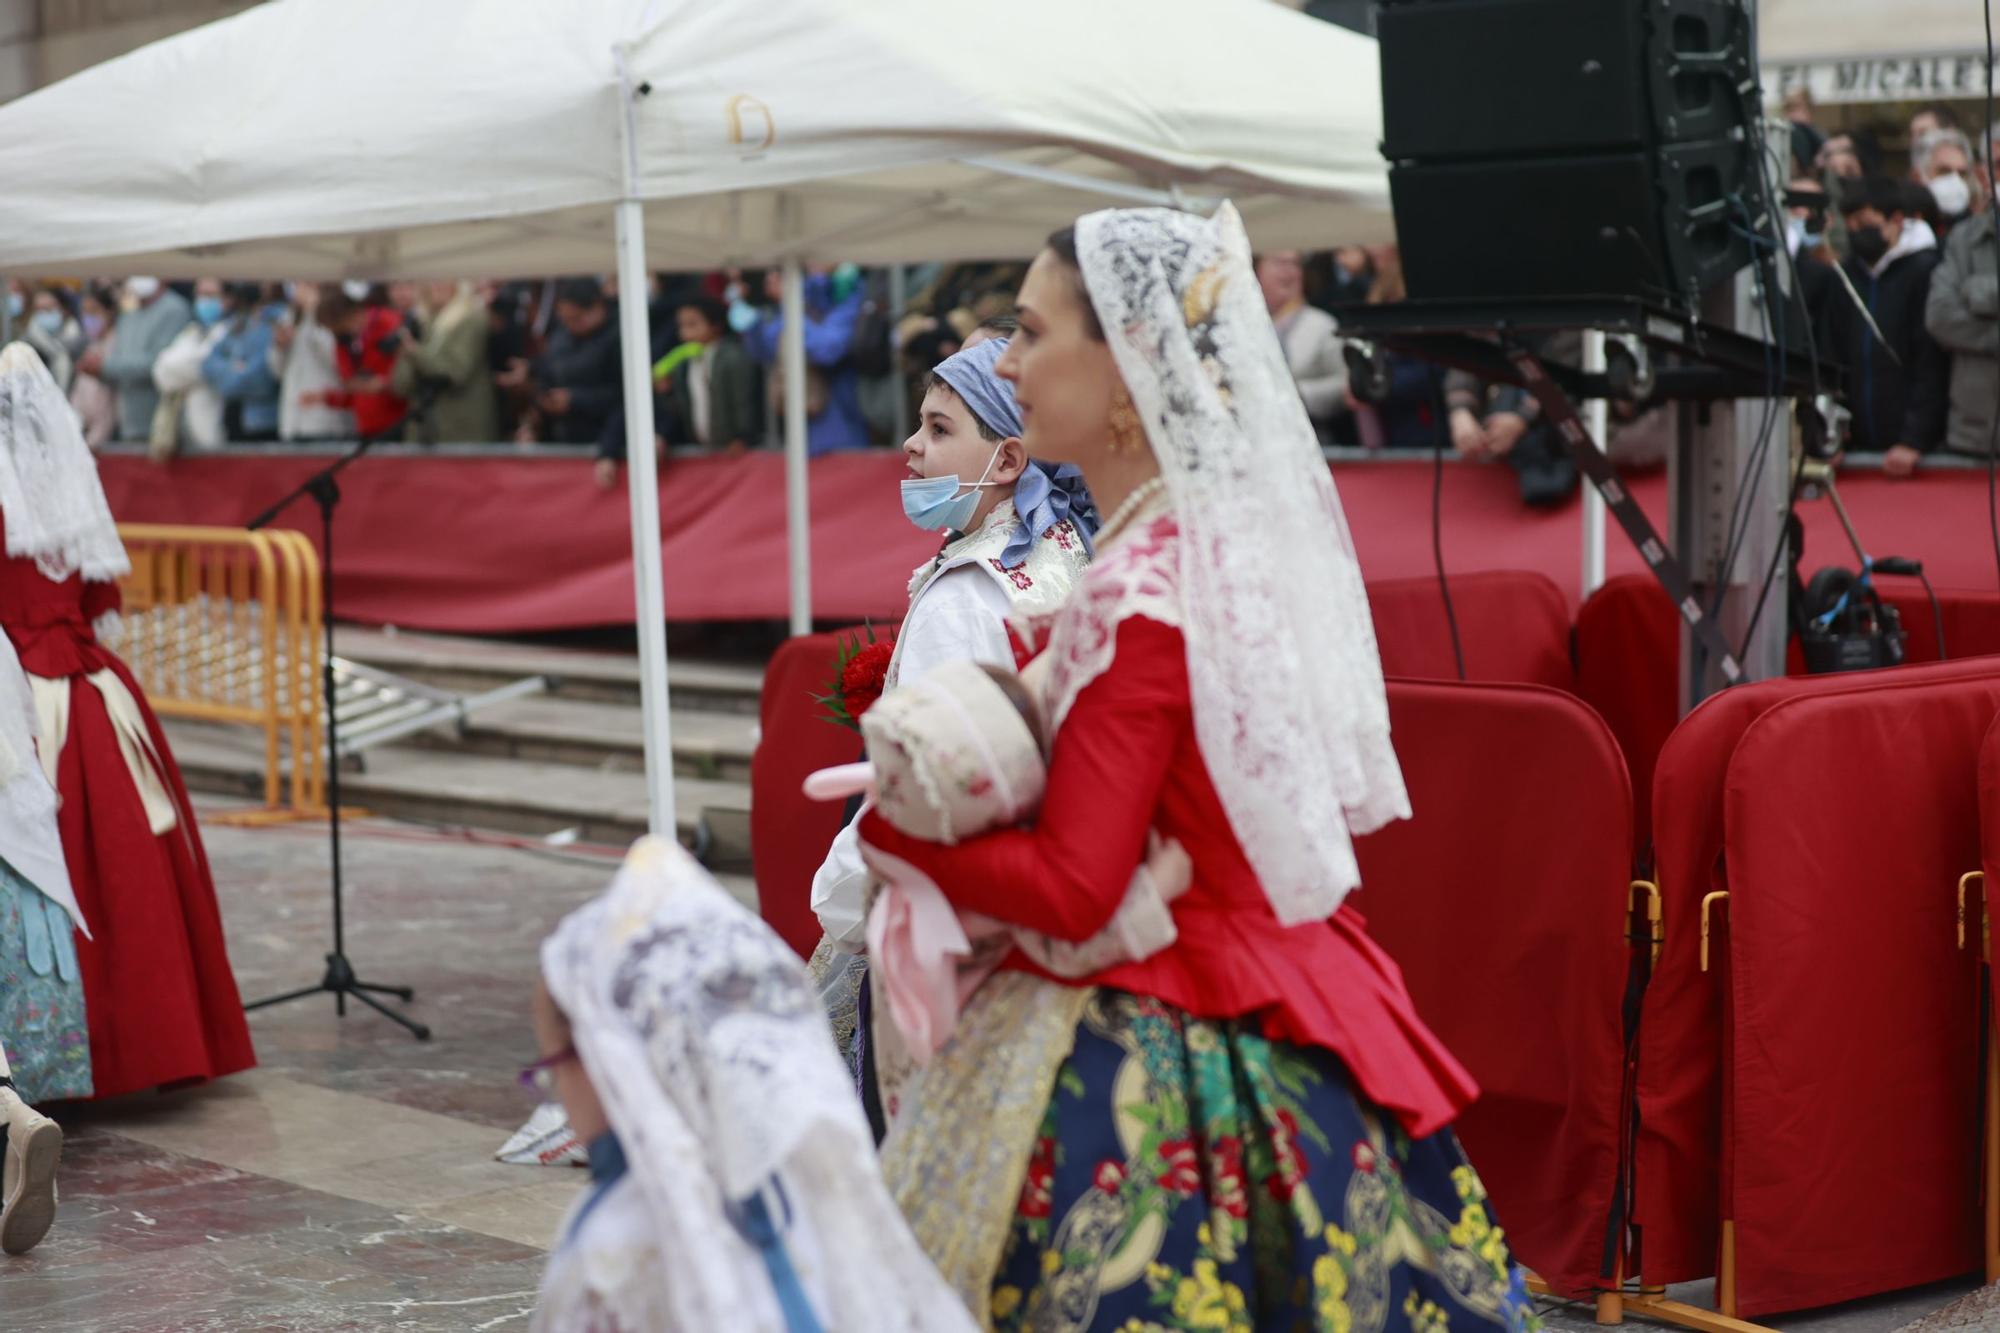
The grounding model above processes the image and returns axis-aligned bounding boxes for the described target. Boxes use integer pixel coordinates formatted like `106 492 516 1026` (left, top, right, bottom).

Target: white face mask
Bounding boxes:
125 276 161 301
1929 171 1973 218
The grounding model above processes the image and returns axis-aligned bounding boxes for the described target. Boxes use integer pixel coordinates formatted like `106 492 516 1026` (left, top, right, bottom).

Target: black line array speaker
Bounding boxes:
1377 0 1759 305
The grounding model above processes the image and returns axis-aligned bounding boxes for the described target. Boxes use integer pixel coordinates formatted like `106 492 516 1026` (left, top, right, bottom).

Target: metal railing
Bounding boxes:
116 523 325 823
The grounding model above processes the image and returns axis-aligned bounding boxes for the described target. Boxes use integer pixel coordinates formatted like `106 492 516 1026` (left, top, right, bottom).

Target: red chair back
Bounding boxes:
1721 677 2000 1315
1636 656 2000 1289
750 630 862 959
1365 570 1574 688
1574 575 1677 851
1353 679 1629 1297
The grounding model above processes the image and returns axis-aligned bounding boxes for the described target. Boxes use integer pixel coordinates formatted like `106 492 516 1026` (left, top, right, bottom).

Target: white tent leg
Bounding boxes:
614 198 677 837
782 256 813 637
1581 329 1608 597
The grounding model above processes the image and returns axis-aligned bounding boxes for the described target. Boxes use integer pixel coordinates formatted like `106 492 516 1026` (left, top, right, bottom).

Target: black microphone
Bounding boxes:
1872 556 1923 577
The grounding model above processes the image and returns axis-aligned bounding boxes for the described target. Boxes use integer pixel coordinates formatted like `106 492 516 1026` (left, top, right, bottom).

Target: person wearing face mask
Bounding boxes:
147 278 234 456
19 289 82 393
805 338 1099 1117
1926 162 2000 463
1914 128 1983 239
1820 176 1949 477
98 276 192 443
67 289 119 449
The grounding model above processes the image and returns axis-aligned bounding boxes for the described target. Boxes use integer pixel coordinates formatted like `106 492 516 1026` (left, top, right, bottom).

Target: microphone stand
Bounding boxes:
242 386 439 1040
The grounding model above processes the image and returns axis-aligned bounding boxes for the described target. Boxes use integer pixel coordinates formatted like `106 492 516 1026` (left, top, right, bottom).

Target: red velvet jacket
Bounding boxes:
859 613 1477 1139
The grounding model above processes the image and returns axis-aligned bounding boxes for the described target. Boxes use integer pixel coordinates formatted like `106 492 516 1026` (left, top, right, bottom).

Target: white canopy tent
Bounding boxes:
0 0 1390 838
1760 1 1996 106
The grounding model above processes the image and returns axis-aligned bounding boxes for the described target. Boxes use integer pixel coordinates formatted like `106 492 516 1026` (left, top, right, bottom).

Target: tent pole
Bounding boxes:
782 252 812 637
614 61 676 839
1582 329 1608 596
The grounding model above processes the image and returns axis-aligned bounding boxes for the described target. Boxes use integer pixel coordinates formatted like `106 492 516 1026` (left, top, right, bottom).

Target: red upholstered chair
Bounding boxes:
1714 676 2000 1317
1969 713 2000 1285
1364 570 1574 688
1352 679 1631 1301
750 630 863 959
1574 575 1677 852
1883 587 2000 665
1637 657 2000 1300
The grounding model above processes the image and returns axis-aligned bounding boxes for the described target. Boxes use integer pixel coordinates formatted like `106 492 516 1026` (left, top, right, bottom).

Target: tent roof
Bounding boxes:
0 0 1389 279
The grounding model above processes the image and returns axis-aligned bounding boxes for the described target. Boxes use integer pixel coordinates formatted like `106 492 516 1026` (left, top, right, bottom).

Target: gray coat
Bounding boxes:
1924 211 1998 460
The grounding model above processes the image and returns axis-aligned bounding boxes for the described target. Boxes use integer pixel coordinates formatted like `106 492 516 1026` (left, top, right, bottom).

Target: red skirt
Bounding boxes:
47 656 255 1098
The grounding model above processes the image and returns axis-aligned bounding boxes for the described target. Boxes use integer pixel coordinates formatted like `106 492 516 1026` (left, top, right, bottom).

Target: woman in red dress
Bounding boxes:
857 209 1541 1331
0 342 253 1098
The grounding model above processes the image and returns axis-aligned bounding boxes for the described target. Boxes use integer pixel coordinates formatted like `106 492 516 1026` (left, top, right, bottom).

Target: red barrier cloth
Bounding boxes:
1366 571 1575 688
749 630 863 959
1637 659 2000 1290
97 451 2000 633
1723 678 2000 1315
1352 680 1631 1298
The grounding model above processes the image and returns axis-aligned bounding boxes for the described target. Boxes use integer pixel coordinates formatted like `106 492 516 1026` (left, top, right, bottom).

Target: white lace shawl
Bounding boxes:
535 837 975 1333
1073 203 1409 925
0 343 128 584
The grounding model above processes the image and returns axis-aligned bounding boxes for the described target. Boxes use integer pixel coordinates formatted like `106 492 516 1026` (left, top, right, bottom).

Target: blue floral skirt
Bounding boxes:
0 857 92 1103
989 991 1540 1333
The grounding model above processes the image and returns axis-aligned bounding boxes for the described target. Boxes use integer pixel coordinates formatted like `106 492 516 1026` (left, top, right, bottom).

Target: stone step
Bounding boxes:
333 626 766 714
166 724 752 873
399 696 756 783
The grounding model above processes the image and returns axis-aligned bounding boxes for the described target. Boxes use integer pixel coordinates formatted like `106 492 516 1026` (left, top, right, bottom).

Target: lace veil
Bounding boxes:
1075 203 1409 925
0 342 128 584
536 837 974 1332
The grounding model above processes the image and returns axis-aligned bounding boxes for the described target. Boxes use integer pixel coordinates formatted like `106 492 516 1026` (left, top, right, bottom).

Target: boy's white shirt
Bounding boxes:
810 497 1088 950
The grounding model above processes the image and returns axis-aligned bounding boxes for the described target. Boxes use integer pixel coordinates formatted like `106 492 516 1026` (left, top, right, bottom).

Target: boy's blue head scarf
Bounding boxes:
932 338 1099 568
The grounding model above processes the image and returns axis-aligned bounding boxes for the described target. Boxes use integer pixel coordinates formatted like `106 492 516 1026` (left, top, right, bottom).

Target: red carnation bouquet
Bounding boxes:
814 623 898 732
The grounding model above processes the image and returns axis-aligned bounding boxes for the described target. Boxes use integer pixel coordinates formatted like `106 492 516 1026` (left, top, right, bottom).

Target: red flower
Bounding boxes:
1208 1135 1249 1219
839 639 896 721
1019 1136 1057 1219
1157 1138 1201 1196
1094 1159 1127 1194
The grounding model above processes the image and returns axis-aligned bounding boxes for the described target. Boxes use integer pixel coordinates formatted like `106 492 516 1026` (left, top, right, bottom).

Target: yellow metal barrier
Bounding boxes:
116 523 326 823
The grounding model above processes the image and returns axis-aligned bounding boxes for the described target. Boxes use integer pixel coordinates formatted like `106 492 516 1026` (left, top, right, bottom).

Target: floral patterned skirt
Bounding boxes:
988 991 1539 1333
0 857 92 1103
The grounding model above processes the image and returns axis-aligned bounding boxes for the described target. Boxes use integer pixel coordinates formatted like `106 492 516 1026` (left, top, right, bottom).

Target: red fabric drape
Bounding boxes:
1353 680 1631 1298
97 452 2000 633
1722 678 2000 1315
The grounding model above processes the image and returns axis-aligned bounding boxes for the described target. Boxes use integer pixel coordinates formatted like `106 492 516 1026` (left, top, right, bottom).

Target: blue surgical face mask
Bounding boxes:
727 298 759 334
901 444 1004 533
4 291 20 319
194 295 226 326
31 309 63 336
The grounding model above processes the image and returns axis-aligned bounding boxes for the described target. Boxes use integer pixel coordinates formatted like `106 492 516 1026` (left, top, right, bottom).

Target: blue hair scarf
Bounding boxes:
932 339 1099 568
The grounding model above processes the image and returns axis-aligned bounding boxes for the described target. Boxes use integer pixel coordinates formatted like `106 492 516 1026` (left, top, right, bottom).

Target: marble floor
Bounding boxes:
0 812 628 1332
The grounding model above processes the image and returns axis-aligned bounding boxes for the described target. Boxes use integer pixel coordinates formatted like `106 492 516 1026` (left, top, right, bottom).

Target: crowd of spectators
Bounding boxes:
7 95 1998 507
2 262 1026 483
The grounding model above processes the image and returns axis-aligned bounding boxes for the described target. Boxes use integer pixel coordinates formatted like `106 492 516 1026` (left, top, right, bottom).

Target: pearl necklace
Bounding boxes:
1095 477 1169 548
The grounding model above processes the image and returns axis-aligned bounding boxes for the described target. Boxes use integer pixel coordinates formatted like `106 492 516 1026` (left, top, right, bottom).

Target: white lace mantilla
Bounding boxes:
0 343 129 583
1074 203 1409 926
536 838 975 1332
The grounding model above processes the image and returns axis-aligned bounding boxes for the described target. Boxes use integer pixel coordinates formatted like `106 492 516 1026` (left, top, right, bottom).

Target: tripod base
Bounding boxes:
247 952 431 1041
